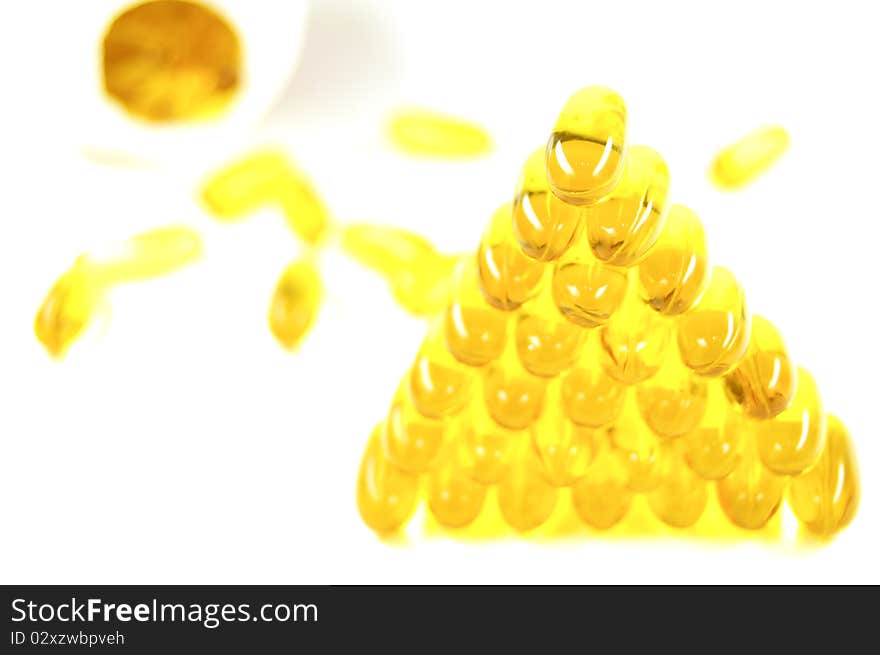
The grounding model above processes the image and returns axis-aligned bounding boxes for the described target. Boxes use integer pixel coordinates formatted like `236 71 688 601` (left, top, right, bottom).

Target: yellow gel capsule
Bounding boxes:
387 107 492 158
382 382 448 473
545 86 628 206
444 259 509 366
267 258 321 351
636 350 708 439
478 203 546 311
572 436 633 529
409 326 474 419
515 287 585 377
35 258 103 359
677 266 750 377
456 399 521 484
512 147 583 261
90 225 203 284
682 383 743 480
788 415 860 537
756 367 826 476
599 288 671 385
341 223 439 278
723 315 797 420
607 401 668 493
497 440 558 532
428 454 488 528
717 428 785 530
584 145 670 266
638 204 709 315
709 125 790 190
201 150 291 219
483 343 547 430
391 254 460 317
647 443 708 528
531 406 600 486
279 172 332 244
551 250 629 328
357 424 420 534
560 341 628 427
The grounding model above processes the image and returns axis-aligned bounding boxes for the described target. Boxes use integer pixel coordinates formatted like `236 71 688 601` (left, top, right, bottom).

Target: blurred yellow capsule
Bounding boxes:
91 224 203 284
444 259 509 366
572 435 633 529
279 172 332 244
717 426 785 530
428 451 488 529
647 443 708 529
201 150 291 219
497 439 558 532
387 107 492 158
531 406 600 486
341 223 438 278
636 349 708 439
456 399 522 485
682 382 743 480
599 288 671 385
268 258 321 351
35 258 103 359
709 125 790 190
382 382 448 473
607 400 668 493
357 424 420 534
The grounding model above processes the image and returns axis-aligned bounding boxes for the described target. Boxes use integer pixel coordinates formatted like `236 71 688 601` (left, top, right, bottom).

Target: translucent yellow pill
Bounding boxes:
682 383 743 480
201 150 291 219
788 415 860 537
482 345 547 430
551 249 629 328
387 107 492 158
341 223 439 278
531 407 600 486
391 254 460 317
409 326 474 420
90 225 203 285
456 399 522 485
638 204 709 315
709 125 790 190
599 288 671 385
267 257 321 351
677 266 750 377
636 349 708 439
444 259 509 366
477 203 546 311
515 287 585 377
357 423 420 534
427 453 488 529
572 435 633 529
382 381 448 473
717 426 785 530
512 147 583 261
497 440 558 532
560 340 628 427
545 86 628 206
584 145 670 266
647 443 708 529
607 400 668 493
279 171 332 244
756 367 826 476
35 258 103 359
723 315 797 420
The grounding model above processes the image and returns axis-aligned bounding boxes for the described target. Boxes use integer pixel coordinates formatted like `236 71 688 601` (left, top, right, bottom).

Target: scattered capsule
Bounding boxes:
383 382 448 473
477 203 546 311
638 204 709 315
724 315 797 420
456 399 522 485
89 224 203 284
387 107 492 158
599 288 671 385
636 349 708 439
201 150 291 219
560 341 628 427
531 406 600 486
428 452 488 528
607 400 668 493
584 145 670 266
709 125 790 190
756 367 826 476
392 254 460 317
551 248 629 328
788 415 860 537
444 259 509 366
511 147 583 261
572 436 633 529
482 345 547 430
717 427 785 530
515 287 584 377
497 439 558 532
35 258 104 359
357 424 420 534
647 443 708 529
677 266 750 377
682 383 743 480
278 171 332 244
545 86 628 206
409 326 474 419
267 257 321 351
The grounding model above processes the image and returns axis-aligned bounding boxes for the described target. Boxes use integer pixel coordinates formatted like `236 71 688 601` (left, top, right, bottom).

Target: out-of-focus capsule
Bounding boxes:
35 258 104 359
599 288 671 385
552 248 629 328
572 436 633 529
607 400 668 493
409 326 474 419
647 443 708 528
788 415 860 536
268 257 321 351
560 340 628 427
482 344 547 430
478 203 546 311
682 382 743 480
357 424 420 534
512 147 583 261
531 402 600 486
545 86 628 206
391 254 460 317
201 150 291 219
427 453 488 528
636 349 708 439
278 172 332 244
709 125 790 190
444 259 509 366
497 439 558 532
756 367 826 476
724 315 797 420
387 107 492 158
677 266 750 377
515 287 585 377
382 382 448 473
341 223 438 278
456 399 521 485
90 225 203 284
638 204 709 315
717 427 785 530
584 145 670 266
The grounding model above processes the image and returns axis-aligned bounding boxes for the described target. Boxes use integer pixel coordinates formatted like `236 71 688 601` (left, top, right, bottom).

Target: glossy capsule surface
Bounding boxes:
682 383 743 480
456 400 521 485
788 415 860 536
560 343 628 427
409 328 474 419
392 254 460 317
545 86 628 206
497 440 558 532
647 443 708 528
717 427 785 530
35 258 103 359
482 346 547 430
607 401 668 493
428 454 488 528
268 258 321 351
201 150 291 219
357 424 420 534
552 248 629 328
279 171 331 244
709 125 790 190
724 315 796 419
572 436 633 529
599 288 671 385
677 266 750 377
478 203 546 311
444 259 509 366
637 350 708 439
584 145 670 266
531 407 600 486
387 107 492 158
638 204 709 315
383 382 448 473
341 223 439 278
515 288 584 377
90 225 204 284
756 367 826 476
512 147 583 261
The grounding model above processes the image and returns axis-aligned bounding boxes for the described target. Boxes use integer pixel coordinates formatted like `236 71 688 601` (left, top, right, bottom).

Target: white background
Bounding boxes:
1 0 878 583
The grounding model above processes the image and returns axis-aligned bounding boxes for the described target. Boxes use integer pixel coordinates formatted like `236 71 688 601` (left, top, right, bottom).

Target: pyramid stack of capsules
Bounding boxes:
356 87 860 539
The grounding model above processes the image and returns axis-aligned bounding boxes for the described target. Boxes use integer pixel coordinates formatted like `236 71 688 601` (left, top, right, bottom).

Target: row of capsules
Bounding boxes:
356 87 860 539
